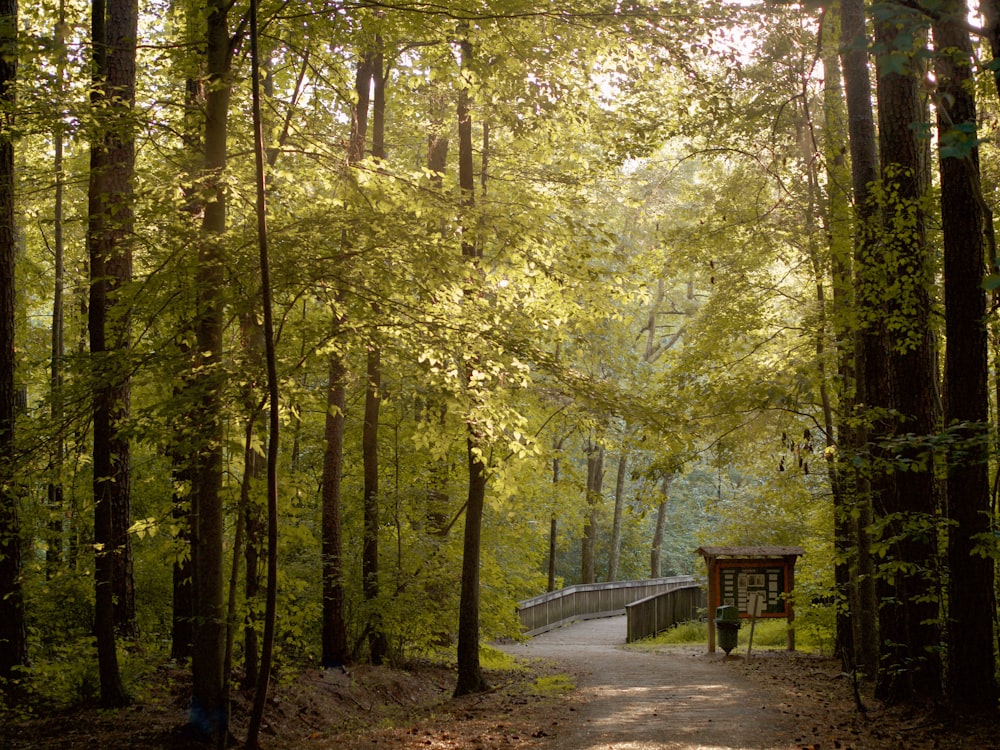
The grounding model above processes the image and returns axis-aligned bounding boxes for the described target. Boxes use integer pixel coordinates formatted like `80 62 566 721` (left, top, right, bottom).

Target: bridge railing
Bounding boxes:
517 576 699 636
625 583 705 643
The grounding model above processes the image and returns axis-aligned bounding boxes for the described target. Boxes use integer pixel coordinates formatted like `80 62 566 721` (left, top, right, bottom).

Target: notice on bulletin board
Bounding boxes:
718 565 786 616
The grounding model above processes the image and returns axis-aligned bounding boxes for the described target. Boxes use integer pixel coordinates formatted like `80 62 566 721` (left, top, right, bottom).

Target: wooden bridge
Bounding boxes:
516 575 705 642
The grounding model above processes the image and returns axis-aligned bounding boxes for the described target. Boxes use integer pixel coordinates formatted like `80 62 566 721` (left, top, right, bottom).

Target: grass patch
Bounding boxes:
480 644 523 671
531 673 575 696
627 617 831 653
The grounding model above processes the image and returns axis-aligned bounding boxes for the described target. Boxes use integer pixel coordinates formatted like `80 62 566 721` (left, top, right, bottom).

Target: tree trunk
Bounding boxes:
454 32 489 698
839 0 881 682
820 10 856 669
0 0 25 696
650 476 671 579
245 3 282 737
188 0 231 739
607 453 627 582
547 438 563 593
89 0 137 706
169 0 204 664
46 1 68 580
363 44 388 666
872 12 942 704
170 442 194 662
320 47 374 669
934 0 997 711
581 442 604 584
320 345 349 667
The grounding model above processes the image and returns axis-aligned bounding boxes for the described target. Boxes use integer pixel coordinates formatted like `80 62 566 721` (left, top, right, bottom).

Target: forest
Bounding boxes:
0 0 998 745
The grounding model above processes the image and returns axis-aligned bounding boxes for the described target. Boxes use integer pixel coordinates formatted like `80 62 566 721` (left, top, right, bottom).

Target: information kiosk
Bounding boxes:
697 545 805 653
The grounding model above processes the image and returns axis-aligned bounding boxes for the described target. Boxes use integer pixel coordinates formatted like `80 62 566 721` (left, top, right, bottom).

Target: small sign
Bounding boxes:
747 591 766 618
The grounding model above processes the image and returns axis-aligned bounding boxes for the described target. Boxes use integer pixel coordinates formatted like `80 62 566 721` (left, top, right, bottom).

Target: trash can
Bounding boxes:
714 605 741 655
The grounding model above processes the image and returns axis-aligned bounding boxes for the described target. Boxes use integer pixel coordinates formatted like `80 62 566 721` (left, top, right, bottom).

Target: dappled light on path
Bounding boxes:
499 615 802 749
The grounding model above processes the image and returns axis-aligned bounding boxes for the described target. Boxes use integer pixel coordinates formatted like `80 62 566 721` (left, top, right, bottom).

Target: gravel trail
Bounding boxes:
498 615 805 750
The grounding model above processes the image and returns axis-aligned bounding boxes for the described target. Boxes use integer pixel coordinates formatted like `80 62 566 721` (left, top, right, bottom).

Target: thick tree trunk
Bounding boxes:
89 0 137 706
871 13 942 705
934 1 998 711
0 0 25 695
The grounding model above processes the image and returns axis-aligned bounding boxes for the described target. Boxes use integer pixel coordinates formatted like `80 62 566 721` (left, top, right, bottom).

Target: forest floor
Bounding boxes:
2 616 997 749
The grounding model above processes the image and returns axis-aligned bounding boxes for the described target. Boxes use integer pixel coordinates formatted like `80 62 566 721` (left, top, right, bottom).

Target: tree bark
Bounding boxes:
872 10 942 704
934 0 997 711
650 476 671 579
454 31 489 698
0 0 25 696
89 0 137 706
581 442 604 584
46 1 68 580
607 453 627 582
245 1 282 737
363 44 388 666
188 0 231 739
820 9 856 669
320 345 349 667
839 0 880 682
320 47 375 669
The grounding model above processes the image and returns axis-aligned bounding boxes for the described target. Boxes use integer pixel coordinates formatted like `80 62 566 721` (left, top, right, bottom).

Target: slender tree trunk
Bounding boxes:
170 443 194 662
363 43 388 666
934 0 997 711
650 476 671 579
169 0 204 664
188 0 231 739
0 0 25 696
245 0 281 738
454 31 489 698
607 453 627 582
47 0 67 579
839 0 881 682
320 47 374 669
548 436 564 593
320 346 349 667
242 441 263 689
581 442 604 584
424 101 450 535
819 12 856 668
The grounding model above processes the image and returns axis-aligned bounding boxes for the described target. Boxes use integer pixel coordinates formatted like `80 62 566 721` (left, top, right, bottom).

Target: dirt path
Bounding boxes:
498 615 805 750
